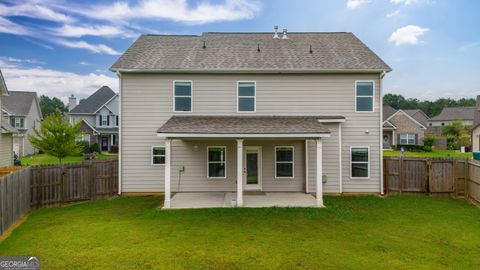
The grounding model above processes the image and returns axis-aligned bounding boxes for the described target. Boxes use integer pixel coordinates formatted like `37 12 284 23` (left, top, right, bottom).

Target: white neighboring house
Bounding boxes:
110 31 392 208
0 70 17 166
67 86 119 152
428 107 475 127
2 91 43 157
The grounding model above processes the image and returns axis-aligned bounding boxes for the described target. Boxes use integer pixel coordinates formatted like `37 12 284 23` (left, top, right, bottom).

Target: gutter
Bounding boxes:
116 71 122 195
379 71 386 195
110 68 392 74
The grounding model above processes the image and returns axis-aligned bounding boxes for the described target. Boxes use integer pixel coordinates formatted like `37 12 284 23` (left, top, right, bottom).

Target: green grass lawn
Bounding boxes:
21 153 118 165
1 195 480 269
384 149 473 158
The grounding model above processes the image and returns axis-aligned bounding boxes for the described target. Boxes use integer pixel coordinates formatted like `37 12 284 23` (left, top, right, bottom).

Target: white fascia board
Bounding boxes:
157 133 331 138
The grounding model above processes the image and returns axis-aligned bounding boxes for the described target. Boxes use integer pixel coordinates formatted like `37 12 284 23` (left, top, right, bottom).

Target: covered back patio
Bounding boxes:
157 115 344 209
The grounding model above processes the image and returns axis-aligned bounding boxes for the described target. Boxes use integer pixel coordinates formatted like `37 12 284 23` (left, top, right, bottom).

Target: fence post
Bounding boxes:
89 161 94 199
452 159 456 196
399 157 404 194
427 160 432 195
465 160 470 200
61 165 66 204
384 158 388 195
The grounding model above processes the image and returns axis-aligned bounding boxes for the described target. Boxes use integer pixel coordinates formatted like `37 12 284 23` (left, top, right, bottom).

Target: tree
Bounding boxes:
28 110 83 163
442 120 470 150
39 95 68 117
383 94 475 117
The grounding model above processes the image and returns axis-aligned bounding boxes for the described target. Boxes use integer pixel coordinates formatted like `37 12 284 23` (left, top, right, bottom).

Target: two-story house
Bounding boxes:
2 91 42 157
0 70 17 166
67 86 119 152
111 31 391 208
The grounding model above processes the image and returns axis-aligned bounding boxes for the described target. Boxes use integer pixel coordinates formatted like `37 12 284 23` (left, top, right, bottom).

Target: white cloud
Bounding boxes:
53 39 121 55
0 16 30 35
459 41 480 51
68 0 261 24
1 66 117 98
0 56 43 65
51 24 132 38
347 0 371 9
386 10 401 17
0 2 74 23
389 25 429 45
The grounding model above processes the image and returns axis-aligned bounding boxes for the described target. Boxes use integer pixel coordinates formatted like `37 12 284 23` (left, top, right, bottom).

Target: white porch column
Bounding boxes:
316 138 324 207
236 139 243 207
164 138 172 208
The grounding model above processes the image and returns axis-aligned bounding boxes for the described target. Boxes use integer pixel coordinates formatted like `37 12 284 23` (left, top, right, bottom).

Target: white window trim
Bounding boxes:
275 146 295 179
399 134 416 145
207 146 227 179
237 81 256 113
354 80 375 113
14 117 25 129
350 146 370 179
173 80 193 113
151 146 166 166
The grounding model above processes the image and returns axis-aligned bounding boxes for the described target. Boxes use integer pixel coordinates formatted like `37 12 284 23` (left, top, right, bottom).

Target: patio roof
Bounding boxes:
157 115 340 138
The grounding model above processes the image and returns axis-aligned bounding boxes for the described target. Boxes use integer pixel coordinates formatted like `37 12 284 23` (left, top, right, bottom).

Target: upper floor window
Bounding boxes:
355 81 374 112
11 117 25 129
115 115 119 126
174 81 192 112
99 115 109 126
237 81 256 112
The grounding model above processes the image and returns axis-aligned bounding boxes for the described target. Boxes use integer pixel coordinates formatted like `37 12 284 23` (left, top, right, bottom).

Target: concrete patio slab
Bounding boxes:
170 192 226 209
168 192 317 209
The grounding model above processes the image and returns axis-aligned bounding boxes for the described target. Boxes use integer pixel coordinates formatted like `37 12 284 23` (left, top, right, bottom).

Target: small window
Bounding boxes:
275 146 294 178
207 146 226 178
12 118 25 128
399 134 416 145
174 81 192 112
237 82 255 112
99 115 108 126
152 146 165 165
351 147 369 178
355 81 374 112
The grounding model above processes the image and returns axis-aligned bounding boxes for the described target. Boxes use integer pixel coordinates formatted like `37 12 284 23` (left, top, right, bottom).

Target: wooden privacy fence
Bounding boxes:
0 159 118 236
384 157 479 203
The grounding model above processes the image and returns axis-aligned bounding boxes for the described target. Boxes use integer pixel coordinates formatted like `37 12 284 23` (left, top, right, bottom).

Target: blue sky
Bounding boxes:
0 0 479 102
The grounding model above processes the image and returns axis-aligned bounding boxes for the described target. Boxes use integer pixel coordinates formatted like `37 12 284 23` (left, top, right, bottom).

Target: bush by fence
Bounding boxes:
0 159 118 236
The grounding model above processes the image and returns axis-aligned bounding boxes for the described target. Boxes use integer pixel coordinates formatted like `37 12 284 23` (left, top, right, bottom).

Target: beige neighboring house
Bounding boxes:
110 31 391 208
382 105 428 149
0 70 17 167
472 96 480 152
2 91 43 157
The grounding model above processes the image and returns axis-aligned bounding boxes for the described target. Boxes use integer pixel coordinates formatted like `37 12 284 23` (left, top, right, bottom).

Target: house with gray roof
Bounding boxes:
382 105 428 149
67 86 119 152
0 70 17 166
111 30 391 208
428 107 475 127
2 90 42 157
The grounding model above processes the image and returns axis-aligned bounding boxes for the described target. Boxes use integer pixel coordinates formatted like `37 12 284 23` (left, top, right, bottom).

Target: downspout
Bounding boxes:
379 71 386 195
116 71 122 195
338 123 342 194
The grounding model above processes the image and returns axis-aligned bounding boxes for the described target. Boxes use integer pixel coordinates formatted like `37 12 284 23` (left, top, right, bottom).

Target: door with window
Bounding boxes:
101 136 109 151
244 146 261 190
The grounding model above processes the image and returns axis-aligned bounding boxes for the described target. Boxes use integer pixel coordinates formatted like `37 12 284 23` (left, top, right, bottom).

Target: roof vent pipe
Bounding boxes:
202 41 206 49
257 44 261 52
309 45 313 54
282 29 288 39
273 26 279 39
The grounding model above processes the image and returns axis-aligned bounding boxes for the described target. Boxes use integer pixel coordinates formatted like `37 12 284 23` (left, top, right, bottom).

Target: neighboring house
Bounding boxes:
382 105 428 149
0 70 17 167
1 91 42 157
472 96 480 152
110 31 391 208
428 107 475 127
67 86 119 152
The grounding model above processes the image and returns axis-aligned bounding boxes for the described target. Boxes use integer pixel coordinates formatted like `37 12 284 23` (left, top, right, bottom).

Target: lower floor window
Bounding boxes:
152 146 165 165
208 146 226 178
351 147 369 178
399 134 416 145
275 146 294 178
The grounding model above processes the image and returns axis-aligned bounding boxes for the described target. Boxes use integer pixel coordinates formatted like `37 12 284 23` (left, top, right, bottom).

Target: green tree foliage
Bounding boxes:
441 120 471 150
383 94 475 117
28 110 83 163
39 95 68 117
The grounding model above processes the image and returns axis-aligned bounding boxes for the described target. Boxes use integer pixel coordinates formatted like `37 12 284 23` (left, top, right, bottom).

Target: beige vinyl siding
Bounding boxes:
473 126 480 152
120 73 381 193
0 133 13 167
22 98 42 156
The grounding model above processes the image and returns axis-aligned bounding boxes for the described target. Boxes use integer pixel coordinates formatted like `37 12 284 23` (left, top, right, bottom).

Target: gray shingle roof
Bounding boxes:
69 86 116 114
403 109 429 126
474 96 480 128
430 107 475 121
2 91 37 116
157 115 341 135
383 105 397 120
1 120 17 133
111 32 391 72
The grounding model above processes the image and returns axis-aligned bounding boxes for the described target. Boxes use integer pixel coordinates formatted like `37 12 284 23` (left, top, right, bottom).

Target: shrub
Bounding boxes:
423 136 436 148
77 141 91 154
423 145 432 152
89 143 100 153
13 153 21 166
395 144 425 152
